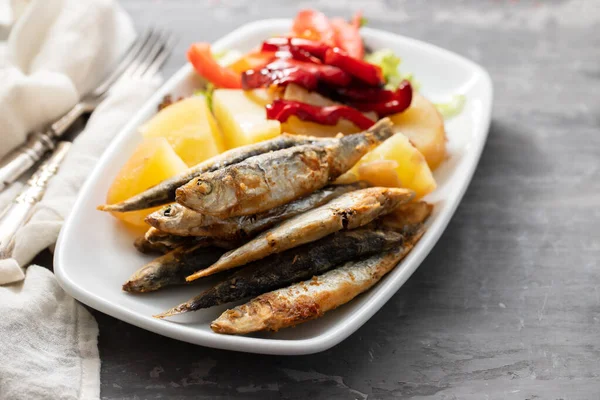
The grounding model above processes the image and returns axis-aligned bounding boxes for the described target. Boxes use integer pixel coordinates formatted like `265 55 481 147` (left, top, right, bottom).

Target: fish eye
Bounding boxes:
163 205 172 216
196 180 213 195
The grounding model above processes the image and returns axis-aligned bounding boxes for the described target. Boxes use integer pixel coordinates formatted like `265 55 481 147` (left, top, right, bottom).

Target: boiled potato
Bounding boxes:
280 84 374 137
244 88 278 107
354 132 436 199
357 160 402 188
212 89 281 148
390 93 446 170
106 138 188 229
140 96 225 166
282 116 363 137
283 83 337 107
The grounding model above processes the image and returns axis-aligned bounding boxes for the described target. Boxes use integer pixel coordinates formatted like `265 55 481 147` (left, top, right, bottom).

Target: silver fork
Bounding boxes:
0 29 176 257
0 28 177 192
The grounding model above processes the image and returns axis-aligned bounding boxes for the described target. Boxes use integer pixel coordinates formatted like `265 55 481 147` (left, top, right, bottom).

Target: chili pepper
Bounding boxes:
266 100 375 129
324 47 383 86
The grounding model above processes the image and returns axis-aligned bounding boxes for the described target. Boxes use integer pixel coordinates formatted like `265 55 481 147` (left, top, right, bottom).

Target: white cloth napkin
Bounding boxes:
0 0 159 398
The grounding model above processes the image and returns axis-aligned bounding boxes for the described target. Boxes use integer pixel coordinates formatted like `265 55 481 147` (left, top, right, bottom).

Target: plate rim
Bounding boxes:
54 18 493 355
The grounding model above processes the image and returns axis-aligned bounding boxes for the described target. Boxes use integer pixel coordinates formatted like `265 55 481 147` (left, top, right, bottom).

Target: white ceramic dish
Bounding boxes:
55 19 492 355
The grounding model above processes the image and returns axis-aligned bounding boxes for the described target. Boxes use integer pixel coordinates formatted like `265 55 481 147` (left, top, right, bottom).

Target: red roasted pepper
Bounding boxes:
266 100 375 130
346 80 413 116
242 59 351 90
264 38 382 86
242 65 319 91
324 47 383 86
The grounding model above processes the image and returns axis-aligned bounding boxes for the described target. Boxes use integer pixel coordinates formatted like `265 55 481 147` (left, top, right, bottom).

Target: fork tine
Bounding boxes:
115 29 162 85
129 29 171 79
140 32 177 80
92 29 154 96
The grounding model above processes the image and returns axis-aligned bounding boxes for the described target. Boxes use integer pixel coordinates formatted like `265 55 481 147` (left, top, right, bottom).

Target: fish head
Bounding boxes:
210 305 271 335
145 204 188 231
176 174 239 216
122 263 163 293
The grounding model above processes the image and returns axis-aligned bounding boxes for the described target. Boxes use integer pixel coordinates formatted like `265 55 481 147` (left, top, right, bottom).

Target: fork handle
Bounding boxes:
0 103 85 191
0 142 71 258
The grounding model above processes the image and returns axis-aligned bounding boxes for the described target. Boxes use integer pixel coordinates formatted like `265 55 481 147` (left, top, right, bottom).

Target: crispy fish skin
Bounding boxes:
211 227 425 334
145 227 240 250
176 118 394 218
186 186 414 281
146 182 368 239
134 236 173 255
380 201 433 231
154 229 404 318
143 227 196 251
146 204 222 236
123 244 226 293
98 134 328 213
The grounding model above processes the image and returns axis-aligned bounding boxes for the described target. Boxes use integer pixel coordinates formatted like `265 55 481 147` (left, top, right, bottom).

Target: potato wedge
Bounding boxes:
106 138 188 229
390 93 446 170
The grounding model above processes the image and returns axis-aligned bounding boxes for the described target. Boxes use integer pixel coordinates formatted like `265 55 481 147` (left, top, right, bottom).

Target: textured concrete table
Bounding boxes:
97 1 600 398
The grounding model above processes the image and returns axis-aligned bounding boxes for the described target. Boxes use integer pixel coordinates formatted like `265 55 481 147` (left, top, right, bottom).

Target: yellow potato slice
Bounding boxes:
354 132 436 199
106 137 188 229
390 93 447 170
281 84 373 137
212 89 281 149
140 96 225 166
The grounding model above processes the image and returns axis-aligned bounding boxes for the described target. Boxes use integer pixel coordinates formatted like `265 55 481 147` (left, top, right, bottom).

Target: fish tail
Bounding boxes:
154 290 216 318
366 117 394 142
153 303 191 319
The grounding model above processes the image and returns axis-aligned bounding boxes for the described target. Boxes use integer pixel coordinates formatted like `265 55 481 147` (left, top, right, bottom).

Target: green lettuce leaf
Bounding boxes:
365 48 420 90
434 95 466 119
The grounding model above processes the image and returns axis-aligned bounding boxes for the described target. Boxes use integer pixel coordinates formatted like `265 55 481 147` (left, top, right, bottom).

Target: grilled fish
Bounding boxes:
134 236 173 255
210 226 425 335
186 186 414 281
144 227 195 249
146 182 368 239
98 134 328 213
176 118 394 218
145 227 240 250
123 244 226 293
380 201 433 231
154 229 404 318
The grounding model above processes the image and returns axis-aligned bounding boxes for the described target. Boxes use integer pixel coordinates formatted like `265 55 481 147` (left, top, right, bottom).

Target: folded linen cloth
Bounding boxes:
0 0 159 398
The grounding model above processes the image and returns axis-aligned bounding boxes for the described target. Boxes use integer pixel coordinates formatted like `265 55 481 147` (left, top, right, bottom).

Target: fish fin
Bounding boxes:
185 268 212 281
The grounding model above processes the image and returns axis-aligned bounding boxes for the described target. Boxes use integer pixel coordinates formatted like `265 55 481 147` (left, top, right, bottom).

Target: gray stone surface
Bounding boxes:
95 0 600 398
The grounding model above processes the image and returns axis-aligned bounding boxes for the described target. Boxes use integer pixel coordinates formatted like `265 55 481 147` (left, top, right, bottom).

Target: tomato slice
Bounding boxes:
291 9 335 46
331 11 364 59
186 43 242 88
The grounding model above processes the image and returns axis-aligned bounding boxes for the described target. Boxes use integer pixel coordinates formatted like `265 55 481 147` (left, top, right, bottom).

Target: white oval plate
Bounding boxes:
55 19 492 355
